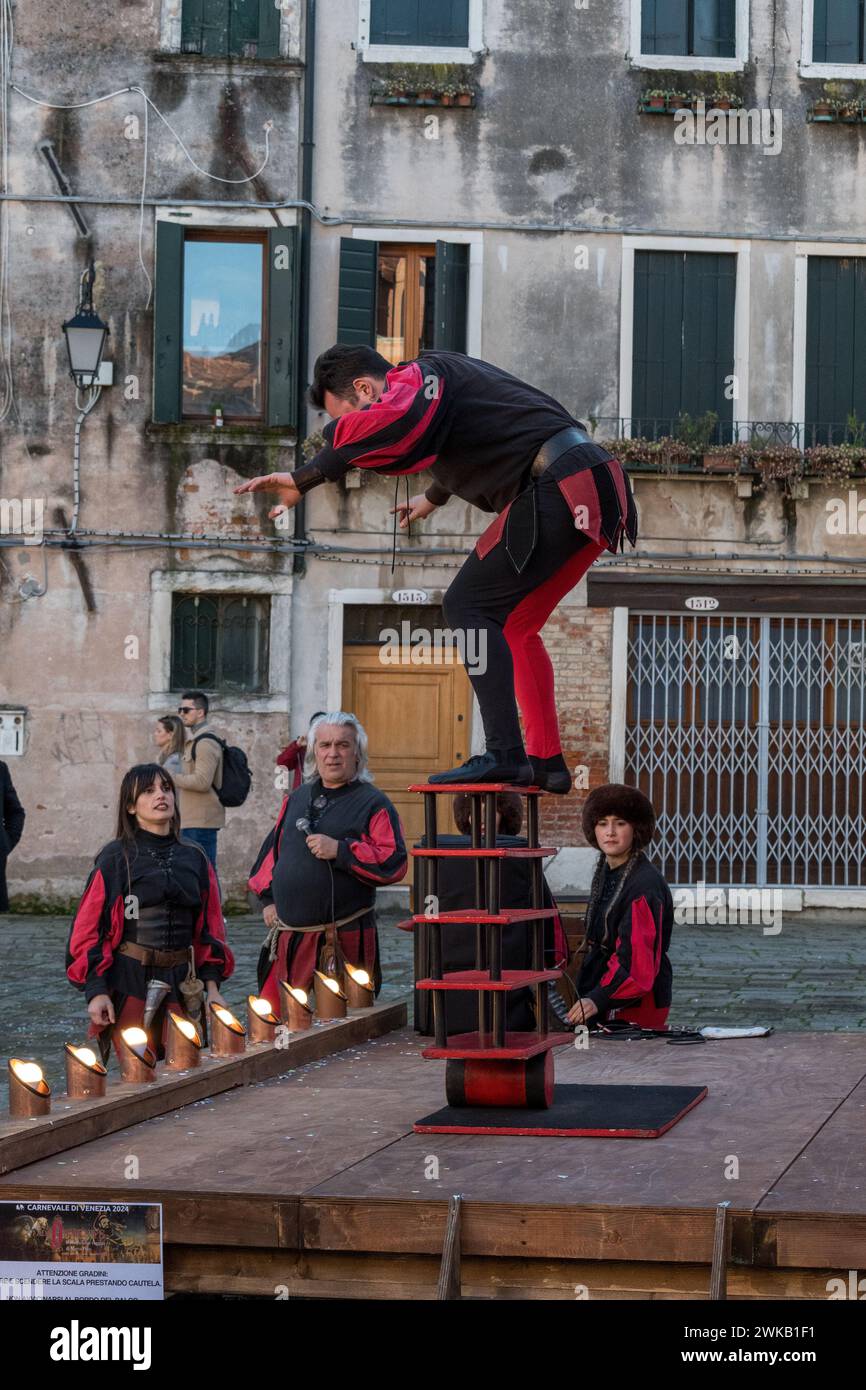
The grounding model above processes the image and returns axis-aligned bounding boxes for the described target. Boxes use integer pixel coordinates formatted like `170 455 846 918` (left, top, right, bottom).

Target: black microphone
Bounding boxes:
296 817 311 834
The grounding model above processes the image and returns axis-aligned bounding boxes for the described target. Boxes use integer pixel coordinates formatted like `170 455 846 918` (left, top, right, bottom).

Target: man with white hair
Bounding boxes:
249 712 407 1002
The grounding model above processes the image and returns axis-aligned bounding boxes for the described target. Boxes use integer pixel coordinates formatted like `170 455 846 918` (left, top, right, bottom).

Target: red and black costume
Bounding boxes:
292 351 637 778
276 739 305 791
578 851 673 1030
248 777 407 1005
66 829 234 1052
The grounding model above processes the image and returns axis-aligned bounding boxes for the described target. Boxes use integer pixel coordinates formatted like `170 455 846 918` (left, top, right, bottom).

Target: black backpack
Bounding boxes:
191 732 252 808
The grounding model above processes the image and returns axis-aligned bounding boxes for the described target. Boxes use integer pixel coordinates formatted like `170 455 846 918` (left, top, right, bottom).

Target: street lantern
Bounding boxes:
62 261 109 389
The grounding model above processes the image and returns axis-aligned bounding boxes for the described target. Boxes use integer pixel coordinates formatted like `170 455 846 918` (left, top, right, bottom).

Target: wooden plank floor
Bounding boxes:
2 1030 863 1295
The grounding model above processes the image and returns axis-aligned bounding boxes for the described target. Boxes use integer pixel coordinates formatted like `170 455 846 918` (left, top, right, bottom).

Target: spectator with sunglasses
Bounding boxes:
171 691 225 876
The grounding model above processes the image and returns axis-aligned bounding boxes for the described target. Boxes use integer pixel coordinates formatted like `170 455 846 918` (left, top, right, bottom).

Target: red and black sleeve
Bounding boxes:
292 361 445 493
335 799 408 886
248 796 290 907
586 894 663 1012
66 862 125 1002
193 861 235 984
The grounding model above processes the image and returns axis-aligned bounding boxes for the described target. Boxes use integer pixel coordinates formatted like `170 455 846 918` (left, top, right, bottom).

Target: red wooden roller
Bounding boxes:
445 1050 554 1110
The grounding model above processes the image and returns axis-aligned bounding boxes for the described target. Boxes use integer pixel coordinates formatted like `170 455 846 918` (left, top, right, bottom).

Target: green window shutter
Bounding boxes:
267 227 299 428
693 0 736 58
680 251 736 433
181 0 205 52
806 257 866 443
812 0 862 64
229 0 260 55
256 0 281 57
337 238 378 345
641 0 688 56
632 250 685 434
433 240 468 352
187 0 231 56
632 251 735 436
153 221 184 424
370 0 469 46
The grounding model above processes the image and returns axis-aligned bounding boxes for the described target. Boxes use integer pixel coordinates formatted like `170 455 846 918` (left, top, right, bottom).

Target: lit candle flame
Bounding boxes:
288 987 309 1006
347 966 371 987
10 1060 44 1085
250 996 275 1018
121 1027 149 1047
322 976 341 994
173 1017 200 1042
71 1047 98 1068
213 1005 243 1031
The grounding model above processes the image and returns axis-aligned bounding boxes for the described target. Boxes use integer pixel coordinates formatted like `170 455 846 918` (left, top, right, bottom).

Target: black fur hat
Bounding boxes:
581 784 656 850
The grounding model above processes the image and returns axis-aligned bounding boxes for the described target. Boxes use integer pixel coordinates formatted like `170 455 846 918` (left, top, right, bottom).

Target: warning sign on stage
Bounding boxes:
0 1200 163 1300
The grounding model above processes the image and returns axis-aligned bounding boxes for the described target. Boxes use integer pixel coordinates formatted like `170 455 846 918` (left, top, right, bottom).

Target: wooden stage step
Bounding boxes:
408 783 544 794
410 908 558 923
421 1030 578 1059
416 969 561 992
412 846 557 858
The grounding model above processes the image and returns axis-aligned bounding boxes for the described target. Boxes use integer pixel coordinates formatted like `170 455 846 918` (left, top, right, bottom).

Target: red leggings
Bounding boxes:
443 479 605 757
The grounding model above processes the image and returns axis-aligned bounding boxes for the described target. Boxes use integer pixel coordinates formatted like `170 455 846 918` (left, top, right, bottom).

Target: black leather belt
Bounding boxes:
530 425 593 478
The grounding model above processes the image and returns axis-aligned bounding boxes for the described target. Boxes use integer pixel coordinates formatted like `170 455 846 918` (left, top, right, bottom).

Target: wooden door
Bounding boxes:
342 645 474 886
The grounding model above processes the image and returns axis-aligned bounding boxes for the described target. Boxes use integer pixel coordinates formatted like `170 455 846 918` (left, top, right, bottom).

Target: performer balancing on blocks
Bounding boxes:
235 345 637 791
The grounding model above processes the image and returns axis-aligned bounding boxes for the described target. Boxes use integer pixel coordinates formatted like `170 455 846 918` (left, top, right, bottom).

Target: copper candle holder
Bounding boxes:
343 962 376 1009
279 981 314 1032
118 1027 157 1084
248 995 280 1043
164 1013 203 1071
314 971 348 1020
64 1044 107 1099
209 1002 246 1057
8 1059 51 1118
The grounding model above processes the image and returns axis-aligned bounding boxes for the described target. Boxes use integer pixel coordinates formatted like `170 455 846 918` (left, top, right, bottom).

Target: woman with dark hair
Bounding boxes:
153 715 185 776
566 784 673 1031
66 763 234 1058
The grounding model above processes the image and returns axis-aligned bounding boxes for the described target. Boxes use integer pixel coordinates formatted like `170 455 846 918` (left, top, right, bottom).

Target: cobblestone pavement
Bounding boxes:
2 909 863 1090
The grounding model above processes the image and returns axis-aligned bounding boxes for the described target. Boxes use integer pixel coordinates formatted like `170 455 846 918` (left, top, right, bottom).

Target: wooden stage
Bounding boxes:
2 1028 864 1300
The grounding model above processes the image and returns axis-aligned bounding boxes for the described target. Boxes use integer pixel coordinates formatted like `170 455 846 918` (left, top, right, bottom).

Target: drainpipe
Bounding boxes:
293 0 317 577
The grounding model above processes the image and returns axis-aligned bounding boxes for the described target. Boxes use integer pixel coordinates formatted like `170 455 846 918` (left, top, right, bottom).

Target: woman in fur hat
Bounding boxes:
566 784 673 1031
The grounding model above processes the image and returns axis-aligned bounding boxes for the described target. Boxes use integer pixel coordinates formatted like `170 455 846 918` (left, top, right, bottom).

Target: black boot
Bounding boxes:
428 748 533 787
529 754 572 795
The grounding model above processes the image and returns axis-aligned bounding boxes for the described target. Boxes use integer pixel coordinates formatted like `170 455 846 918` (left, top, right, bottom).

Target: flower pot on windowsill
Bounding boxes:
456 92 474 106
440 92 454 106
646 95 666 111
703 451 740 474
417 89 435 102
811 102 836 120
839 103 862 123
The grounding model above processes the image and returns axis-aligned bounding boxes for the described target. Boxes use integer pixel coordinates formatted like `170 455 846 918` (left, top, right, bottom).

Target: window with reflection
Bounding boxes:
376 244 436 364
182 233 265 419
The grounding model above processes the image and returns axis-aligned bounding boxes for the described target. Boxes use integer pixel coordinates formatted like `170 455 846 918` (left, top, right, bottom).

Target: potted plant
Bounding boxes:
439 82 457 106
455 85 474 106
670 90 694 111
839 98 862 122
702 443 742 474
750 444 804 492
812 84 841 119
387 68 413 102
644 88 669 111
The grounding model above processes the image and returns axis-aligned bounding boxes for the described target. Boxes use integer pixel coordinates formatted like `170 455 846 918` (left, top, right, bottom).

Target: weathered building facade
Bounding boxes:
2 1 866 907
